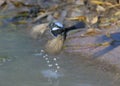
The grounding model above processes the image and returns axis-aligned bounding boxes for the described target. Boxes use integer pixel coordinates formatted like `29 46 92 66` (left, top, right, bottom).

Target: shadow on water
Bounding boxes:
94 32 120 58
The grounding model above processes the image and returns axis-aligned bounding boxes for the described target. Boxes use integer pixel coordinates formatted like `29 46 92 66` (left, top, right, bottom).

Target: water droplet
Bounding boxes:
45 54 48 57
43 56 46 58
55 63 58 66
47 61 50 63
48 64 53 67
45 58 48 60
41 50 44 53
57 66 60 69
53 58 57 61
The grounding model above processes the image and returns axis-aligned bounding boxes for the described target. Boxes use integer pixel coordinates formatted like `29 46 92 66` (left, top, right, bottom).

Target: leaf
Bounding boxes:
13 20 27 25
9 0 26 8
91 16 98 24
17 11 29 17
38 9 46 15
91 0 104 5
48 2 73 11
90 0 112 6
107 4 120 10
67 16 86 22
96 5 105 12
53 12 60 19
86 17 90 23
101 42 111 47
114 11 120 16
10 0 40 8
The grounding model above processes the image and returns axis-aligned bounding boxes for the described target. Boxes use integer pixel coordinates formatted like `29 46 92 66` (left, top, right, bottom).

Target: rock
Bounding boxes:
64 27 120 69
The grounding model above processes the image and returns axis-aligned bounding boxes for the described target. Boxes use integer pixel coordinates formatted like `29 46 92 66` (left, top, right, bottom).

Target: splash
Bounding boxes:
34 49 63 79
41 69 62 79
37 50 63 79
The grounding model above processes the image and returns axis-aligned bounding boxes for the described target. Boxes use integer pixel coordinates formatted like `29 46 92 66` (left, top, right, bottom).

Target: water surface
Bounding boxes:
0 25 120 86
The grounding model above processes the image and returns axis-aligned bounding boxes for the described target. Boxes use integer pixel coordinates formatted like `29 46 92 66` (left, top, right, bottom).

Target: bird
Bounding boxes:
45 21 86 54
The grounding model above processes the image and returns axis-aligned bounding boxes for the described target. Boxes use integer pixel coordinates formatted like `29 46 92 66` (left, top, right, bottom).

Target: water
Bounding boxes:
0 25 120 86
0 1 120 85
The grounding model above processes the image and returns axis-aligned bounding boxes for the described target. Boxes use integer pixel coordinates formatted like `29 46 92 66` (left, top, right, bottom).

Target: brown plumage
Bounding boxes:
45 35 64 54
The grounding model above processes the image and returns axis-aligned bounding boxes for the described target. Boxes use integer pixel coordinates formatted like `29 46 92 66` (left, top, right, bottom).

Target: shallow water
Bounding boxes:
0 25 120 86
0 0 120 85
